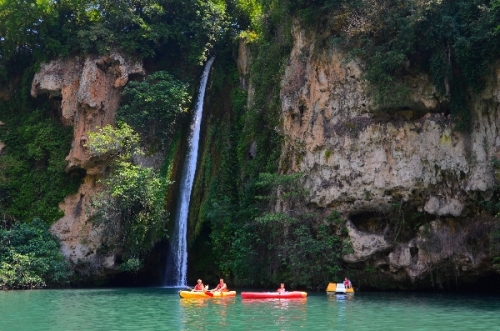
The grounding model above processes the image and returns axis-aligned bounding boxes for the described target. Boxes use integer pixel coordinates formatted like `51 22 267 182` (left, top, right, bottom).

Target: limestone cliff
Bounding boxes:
31 52 145 279
276 24 500 288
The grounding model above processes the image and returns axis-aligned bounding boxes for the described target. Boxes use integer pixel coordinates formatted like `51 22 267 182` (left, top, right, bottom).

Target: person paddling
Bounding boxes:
212 278 228 292
192 279 205 292
277 283 286 293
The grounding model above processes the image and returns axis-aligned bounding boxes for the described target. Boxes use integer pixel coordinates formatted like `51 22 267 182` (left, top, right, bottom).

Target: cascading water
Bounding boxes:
164 57 215 287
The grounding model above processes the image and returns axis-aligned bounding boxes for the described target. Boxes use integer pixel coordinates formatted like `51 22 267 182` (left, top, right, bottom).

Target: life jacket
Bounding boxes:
194 284 204 290
215 283 228 292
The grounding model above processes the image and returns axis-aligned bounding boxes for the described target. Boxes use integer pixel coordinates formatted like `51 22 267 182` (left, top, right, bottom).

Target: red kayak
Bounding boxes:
241 291 307 299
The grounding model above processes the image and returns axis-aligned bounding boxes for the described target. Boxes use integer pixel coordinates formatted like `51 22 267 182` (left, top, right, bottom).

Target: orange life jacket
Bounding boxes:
215 283 228 292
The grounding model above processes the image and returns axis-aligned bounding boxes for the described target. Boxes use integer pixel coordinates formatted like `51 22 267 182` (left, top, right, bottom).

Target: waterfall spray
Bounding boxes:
165 57 215 287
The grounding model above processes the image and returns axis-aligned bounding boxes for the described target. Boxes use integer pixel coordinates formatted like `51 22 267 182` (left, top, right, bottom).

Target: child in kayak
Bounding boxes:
277 283 286 293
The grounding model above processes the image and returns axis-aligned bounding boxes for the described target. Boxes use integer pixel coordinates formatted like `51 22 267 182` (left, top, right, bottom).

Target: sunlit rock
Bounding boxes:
32 51 145 279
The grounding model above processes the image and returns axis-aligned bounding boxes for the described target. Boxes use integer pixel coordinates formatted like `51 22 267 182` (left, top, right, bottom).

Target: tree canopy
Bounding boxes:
0 0 233 81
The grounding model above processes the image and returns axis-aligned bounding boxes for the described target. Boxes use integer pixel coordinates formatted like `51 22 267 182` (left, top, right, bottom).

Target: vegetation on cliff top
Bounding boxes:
0 0 229 80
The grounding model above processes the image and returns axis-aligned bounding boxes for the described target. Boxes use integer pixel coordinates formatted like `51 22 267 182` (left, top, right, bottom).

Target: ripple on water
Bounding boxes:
1 289 500 331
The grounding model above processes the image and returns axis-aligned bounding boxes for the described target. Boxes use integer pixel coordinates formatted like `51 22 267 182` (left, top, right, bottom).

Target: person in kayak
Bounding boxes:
193 279 206 291
277 283 286 293
212 278 228 292
343 277 352 289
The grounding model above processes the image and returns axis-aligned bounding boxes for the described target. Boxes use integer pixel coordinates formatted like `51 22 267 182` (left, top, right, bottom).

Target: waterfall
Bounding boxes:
164 57 215 287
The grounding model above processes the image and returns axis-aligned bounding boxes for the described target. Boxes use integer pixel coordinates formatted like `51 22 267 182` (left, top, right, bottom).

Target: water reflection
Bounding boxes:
322 293 355 331
241 298 308 308
327 293 354 302
179 297 236 330
238 298 308 330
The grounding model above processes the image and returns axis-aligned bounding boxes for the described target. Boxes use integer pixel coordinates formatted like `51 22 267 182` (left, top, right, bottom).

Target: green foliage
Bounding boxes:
325 150 332 160
253 173 349 289
284 218 345 286
255 172 305 204
117 72 191 145
0 0 58 79
90 161 169 259
86 123 141 159
118 258 142 273
190 0 296 286
86 125 170 262
0 106 82 223
0 0 230 82
287 0 345 25
494 0 500 33
231 0 263 38
0 218 72 289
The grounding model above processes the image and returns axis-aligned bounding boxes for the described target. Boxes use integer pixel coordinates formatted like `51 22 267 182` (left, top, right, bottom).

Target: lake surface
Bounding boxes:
1 288 499 330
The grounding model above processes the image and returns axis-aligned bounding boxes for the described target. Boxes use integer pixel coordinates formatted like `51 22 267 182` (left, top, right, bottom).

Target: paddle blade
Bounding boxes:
204 291 214 297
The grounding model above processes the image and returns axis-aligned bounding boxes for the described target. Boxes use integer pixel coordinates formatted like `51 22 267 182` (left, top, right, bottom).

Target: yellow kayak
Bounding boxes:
326 283 354 293
179 291 237 299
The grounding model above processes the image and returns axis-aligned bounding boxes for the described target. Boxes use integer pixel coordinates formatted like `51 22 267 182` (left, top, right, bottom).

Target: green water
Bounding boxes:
1 288 499 331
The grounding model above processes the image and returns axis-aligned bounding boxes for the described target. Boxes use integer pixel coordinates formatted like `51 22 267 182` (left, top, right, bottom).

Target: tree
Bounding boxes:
0 218 72 289
86 124 170 270
252 173 351 289
117 71 191 146
0 0 230 81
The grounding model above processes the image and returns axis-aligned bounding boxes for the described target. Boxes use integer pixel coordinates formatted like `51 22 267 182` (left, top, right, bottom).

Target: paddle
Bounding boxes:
179 286 192 294
187 285 213 297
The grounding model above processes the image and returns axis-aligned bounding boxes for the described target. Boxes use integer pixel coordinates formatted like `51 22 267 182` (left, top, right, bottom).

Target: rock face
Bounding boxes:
32 52 145 172
31 52 145 278
277 24 500 288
